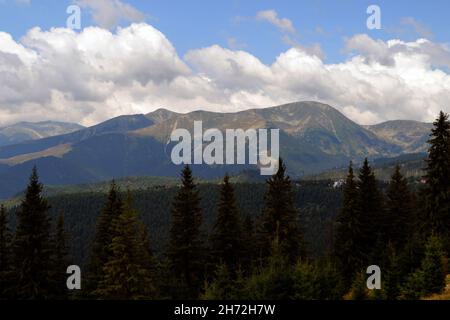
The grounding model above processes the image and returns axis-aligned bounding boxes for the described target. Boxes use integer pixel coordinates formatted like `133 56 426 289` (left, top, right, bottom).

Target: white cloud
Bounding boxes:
75 0 146 29
256 10 295 34
0 23 450 127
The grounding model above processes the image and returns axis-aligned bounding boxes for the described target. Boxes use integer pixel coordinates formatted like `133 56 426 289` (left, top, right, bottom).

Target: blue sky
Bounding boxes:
1 0 449 64
0 0 450 126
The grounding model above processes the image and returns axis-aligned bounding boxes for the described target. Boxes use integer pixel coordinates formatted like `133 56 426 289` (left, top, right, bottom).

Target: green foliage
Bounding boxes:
95 193 155 300
0 204 12 299
258 159 306 264
202 264 246 300
210 175 243 274
356 158 385 263
50 213 70 299
424 111 450 253
385 165 415 251
11 167 53 299
334 162 360 286
168 165 204 299
401 235 447 299
85 181 123 296
243 239 295 300
381 244 402 300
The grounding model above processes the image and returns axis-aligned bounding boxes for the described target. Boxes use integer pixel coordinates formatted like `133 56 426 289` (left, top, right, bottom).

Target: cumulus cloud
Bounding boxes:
75 0 146 29
256 10 295 34
0 23 450 127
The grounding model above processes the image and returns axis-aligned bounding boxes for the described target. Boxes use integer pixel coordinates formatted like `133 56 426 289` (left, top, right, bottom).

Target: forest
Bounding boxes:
0 112 449 300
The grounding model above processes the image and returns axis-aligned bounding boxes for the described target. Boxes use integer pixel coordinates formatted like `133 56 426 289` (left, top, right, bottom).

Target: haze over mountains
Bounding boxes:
0 121 85 147
0 101 432 199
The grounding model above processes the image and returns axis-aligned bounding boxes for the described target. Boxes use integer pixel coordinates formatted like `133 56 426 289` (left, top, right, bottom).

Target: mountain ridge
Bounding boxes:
0 101 434 199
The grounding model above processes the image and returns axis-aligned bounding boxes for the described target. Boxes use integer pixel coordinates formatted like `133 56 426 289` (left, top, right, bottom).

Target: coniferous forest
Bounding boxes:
0 112 449 300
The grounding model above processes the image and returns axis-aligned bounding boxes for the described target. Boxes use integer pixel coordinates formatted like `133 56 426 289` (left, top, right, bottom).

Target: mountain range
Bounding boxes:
0 101 433 199
0 121 84 147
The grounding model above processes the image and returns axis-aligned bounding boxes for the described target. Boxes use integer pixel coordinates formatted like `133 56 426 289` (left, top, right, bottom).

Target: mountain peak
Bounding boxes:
146 108 180 123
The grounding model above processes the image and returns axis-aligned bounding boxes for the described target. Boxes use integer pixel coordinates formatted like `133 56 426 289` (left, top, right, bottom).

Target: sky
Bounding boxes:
0 0 450 126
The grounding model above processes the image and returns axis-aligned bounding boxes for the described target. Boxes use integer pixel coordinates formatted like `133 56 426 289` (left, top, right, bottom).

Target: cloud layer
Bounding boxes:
1 23 450 126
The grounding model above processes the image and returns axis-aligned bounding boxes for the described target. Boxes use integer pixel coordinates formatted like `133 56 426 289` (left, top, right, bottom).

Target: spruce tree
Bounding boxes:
385 165 414 251
0 204 12 299
355 158 385 265
258 158 305 263
424 111 450 252
401 235 447 298
168 165 203 299
210 175 243 274
86 181 123 296
51 213 70 299
418 235 447 296
12 166 53 299
382 243 402 300
96 193 154 300
334 162 361 286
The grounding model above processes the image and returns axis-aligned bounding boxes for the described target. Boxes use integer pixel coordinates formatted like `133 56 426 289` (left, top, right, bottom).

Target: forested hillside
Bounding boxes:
0 111 449 301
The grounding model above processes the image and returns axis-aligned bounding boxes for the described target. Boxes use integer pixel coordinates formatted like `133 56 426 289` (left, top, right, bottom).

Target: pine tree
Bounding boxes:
424 111 450 252
385 165 414 251
86 181 123 296
210 175 243 274
382 243 402 300
0 205 12 299
168 165 203 299
12 166 53 299
258 158 305 263
245 235 295 300
334 162 361 286
418 235 447 296
401 235 447 298
355 158 385 265
95 193 155 300
51 213 70 299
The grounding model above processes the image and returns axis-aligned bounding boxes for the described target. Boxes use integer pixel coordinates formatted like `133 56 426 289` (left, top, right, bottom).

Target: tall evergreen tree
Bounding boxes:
0 205 12 299
168 165 203 299
424 111 450 252
210 175 243 274
258 159 305 263
385 165 414 251
12 167 53 299
334 162 362 286
96 193 155 300
51 213 70 299
355 158 385 265
86 181 123 296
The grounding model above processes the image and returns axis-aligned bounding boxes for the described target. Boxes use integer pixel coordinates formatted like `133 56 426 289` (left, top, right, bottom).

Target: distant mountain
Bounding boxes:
0 121 84 147
0 101 434 199
366 120 432 153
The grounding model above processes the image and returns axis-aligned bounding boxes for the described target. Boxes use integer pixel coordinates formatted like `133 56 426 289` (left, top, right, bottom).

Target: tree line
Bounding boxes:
0 111 449 300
